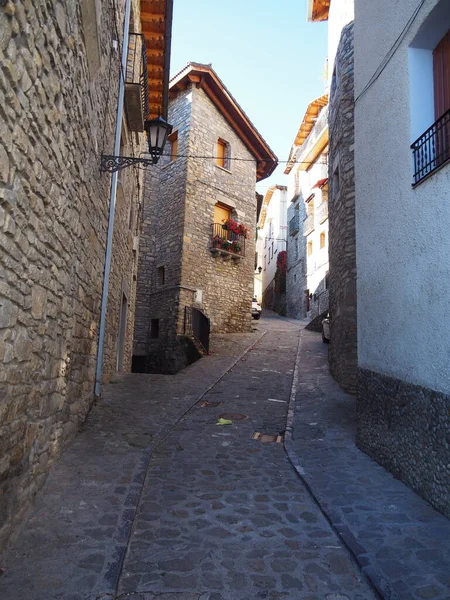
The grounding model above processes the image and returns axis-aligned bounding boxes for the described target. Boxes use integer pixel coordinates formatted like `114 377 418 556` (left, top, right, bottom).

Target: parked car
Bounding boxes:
322 314 330 343
252 297 262 320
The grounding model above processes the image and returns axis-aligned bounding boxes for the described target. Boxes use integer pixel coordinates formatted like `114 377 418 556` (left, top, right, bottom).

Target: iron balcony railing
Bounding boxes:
210 223 246 257
124 32 150 131
317 201 328 223
411 108 450 186
303 214 315 236
184 306 210 354
289 213 299 236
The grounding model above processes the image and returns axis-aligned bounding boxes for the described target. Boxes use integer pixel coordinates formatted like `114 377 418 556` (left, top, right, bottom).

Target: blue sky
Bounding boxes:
170 0 328 192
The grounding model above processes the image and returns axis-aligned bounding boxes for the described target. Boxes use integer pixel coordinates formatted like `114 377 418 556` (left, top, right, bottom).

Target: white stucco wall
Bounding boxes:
355 0 450 393
259 188 287 295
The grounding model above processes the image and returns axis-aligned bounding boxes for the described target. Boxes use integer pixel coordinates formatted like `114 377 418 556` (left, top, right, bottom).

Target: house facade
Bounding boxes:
256 186 287 314
133 63 277 373
308 0 357 392
285 96 329 322
0 0 172 545
354 0 450 516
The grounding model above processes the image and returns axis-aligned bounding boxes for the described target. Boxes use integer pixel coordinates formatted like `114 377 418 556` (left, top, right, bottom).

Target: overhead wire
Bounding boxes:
354 0 426 104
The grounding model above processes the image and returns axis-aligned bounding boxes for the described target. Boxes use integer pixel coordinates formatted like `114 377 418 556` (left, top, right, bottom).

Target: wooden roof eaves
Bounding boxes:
307 0 330 22
170 63 278 181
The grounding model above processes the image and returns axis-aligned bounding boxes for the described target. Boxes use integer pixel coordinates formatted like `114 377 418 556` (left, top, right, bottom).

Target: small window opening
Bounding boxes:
216 139 230 170
333 165 340 196
150 319 159 339
320 231 326 249
157 266 165 286
307 241 313 256
168 130 178 162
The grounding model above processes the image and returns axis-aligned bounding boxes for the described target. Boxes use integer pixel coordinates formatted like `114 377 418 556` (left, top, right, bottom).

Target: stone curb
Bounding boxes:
283 329 400 600
99 330 268 597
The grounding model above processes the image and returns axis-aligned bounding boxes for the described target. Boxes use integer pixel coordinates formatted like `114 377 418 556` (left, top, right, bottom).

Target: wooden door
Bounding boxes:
214 204 230 225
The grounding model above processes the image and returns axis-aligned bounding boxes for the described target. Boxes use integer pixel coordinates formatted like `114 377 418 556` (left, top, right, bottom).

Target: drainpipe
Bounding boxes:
94 0 132 398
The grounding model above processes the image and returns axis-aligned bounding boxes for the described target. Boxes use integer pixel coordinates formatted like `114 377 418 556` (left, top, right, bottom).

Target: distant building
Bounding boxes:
308 0 357 392
355 0 450 517
0 0 173 545
285 96 329 322
133 63 277 373
256 186 287 313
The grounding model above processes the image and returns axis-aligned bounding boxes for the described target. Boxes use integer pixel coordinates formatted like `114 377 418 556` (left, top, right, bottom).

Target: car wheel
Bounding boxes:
254 314 261 320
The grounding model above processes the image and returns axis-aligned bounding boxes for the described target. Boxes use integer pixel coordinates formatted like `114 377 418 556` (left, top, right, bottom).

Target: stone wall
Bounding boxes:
357 368 450 518
0 0 144 546
133 88 192 368
182 85 256 333
327 21 357 394
134 81 256 371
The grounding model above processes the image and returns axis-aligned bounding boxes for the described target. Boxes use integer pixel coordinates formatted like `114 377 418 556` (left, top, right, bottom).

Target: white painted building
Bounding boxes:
285 96 329 320
256 186 287 311
355 0 450 517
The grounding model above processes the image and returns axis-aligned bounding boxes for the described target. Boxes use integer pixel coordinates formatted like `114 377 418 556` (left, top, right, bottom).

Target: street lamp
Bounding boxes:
100 116 173 173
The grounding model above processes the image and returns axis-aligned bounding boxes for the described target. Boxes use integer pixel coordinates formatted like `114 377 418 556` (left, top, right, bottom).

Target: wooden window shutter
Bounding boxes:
433 30 450 119
216 139 226 167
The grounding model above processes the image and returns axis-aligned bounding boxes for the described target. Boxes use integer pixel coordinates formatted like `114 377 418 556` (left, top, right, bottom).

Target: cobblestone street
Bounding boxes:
1 315 448 600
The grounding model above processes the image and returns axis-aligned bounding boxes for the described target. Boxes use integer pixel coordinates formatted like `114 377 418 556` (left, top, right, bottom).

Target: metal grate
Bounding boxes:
411 109 450 186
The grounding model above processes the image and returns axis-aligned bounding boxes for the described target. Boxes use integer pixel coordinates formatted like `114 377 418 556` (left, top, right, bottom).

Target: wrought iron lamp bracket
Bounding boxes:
100 154 158 173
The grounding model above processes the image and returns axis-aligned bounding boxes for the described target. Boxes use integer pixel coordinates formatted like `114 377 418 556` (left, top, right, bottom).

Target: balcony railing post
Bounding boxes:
411 108 449 185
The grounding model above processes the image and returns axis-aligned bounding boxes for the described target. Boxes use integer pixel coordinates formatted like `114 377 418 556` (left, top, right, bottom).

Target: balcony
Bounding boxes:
210 223 246 259
289 213 300 236
411 109 450 186
124 33 150 132
303 215 315 236
317 201 328 223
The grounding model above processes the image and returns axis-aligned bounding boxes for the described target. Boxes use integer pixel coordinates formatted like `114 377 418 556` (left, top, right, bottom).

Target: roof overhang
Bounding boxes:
170 63 278 181
307 0 330 22
140 0 174 120
284 94 328 174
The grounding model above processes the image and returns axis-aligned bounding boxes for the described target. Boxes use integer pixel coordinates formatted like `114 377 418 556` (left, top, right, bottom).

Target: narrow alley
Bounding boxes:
2 316 378 600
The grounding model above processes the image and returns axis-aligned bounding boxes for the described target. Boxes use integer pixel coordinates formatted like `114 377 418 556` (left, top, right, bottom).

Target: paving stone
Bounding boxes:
287 327 450 600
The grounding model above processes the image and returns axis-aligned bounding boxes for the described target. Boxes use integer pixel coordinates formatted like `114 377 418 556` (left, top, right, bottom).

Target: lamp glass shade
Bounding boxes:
145 117 173 164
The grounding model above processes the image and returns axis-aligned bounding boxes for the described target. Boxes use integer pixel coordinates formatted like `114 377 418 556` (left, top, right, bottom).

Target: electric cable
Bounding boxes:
355 0 426 104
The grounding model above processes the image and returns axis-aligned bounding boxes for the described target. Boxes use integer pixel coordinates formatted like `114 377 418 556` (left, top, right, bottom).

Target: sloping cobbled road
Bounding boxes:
113 317 377 600
1 316 378 600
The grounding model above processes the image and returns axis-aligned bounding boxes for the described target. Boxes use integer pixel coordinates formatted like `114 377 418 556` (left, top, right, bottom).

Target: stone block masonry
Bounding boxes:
327 21 357 394
134 79 257 372
0 0 145 546
357 368 450 519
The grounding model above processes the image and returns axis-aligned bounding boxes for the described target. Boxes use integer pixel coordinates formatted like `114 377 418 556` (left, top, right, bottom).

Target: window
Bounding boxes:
294 273 297 283
264 255 266 270
216 139 230 170
150 319 159 339
271 242 274 258
294 238 299 260
168 130 178 162
307 240 313 256
320 231 326 249
409 5 450 183
332 166 340 197
157 266 165 286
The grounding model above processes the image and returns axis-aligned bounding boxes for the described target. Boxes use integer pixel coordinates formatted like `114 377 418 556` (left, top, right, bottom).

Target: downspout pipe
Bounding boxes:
95 0 132 398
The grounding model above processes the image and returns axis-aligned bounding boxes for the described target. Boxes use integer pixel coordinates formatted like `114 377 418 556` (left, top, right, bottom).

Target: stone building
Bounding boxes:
308 0 356 392
0 0 172 545
133 63 277 373
354 0 450 516
256 186 287 314
285 96 329 323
